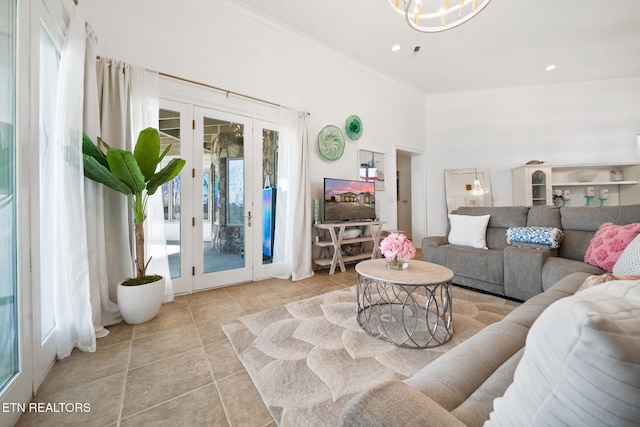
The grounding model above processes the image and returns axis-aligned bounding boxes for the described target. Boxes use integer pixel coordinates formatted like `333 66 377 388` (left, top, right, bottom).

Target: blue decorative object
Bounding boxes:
506 227 563 249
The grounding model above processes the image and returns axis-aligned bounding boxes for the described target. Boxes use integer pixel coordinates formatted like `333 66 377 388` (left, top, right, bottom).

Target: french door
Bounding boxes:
160 100 277 294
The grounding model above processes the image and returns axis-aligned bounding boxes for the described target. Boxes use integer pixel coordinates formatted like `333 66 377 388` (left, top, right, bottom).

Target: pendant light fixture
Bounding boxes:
387 0 492 33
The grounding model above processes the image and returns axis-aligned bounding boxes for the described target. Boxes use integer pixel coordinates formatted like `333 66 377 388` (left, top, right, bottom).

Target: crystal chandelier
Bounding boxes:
387 0 492 33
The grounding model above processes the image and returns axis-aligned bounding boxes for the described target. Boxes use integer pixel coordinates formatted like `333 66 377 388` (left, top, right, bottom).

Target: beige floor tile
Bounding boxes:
121 348 213 418
129 324 202 369
204 339 244 381
120 384 228 427
37 341 130 396
132 304 194 339
186 287 233 308
16 372 125 427
190 299 246 324
217 371 273 427
196 319 230 346
97 321 134 349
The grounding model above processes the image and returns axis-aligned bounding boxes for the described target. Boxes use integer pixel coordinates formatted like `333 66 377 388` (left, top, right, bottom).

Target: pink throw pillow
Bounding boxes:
584 222 640 272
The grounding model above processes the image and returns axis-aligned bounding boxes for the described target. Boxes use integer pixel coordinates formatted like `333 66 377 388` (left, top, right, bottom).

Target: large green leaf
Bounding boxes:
107 149 146 193
83 154 132 195
82 133 109 170
134 127 161 181
146 158 186 195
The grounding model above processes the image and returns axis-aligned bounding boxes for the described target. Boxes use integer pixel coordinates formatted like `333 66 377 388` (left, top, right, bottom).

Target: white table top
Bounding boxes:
355 259 454 285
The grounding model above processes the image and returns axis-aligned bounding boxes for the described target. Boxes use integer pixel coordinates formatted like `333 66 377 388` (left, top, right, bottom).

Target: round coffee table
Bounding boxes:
355 259 454 349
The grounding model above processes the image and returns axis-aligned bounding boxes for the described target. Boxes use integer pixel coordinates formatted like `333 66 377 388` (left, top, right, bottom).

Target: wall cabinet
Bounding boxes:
312 221 384 274
513 163 640 207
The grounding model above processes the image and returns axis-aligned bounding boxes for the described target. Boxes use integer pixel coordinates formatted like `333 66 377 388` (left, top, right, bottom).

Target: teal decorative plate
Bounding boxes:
317 125 345 161
345 115 363 140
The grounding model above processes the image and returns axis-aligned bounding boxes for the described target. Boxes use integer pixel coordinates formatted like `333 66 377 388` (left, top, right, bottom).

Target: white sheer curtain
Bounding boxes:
272 108 314 281
46 7 95 358
130 67 173 302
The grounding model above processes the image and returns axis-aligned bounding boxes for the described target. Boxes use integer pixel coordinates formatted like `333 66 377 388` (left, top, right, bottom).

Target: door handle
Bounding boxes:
247 211 252 227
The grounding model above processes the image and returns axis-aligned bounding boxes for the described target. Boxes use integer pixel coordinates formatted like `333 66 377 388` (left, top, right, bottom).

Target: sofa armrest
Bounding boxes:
423 235 448 248
504 246 557 300
339 380 466 427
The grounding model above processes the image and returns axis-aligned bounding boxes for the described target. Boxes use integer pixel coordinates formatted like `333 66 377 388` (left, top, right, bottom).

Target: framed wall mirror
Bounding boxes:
358 149 385 191
444 168 492 213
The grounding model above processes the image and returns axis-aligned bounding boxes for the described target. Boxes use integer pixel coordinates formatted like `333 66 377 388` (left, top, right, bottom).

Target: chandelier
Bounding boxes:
387 0 492 33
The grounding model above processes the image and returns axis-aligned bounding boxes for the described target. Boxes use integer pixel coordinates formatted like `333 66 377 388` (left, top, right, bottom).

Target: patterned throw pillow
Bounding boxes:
584 222 640 272
576 272 640 293
613 234 640 276
506 227 563 248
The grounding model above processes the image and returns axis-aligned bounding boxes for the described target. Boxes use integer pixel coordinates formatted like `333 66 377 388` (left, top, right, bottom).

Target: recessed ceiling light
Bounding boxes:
545 64 556 71
391 44 402 52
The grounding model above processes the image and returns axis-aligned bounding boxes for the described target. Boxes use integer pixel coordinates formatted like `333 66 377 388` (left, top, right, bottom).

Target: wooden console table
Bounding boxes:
312 221 384 274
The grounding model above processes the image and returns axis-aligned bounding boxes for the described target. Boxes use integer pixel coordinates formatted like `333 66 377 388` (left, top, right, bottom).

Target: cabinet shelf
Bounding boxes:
312 221 384 274
513 162 640 206
555 180 639 187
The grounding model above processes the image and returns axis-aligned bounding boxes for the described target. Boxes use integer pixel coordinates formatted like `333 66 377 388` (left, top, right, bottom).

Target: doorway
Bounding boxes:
395 147 426 244
158 101 278 294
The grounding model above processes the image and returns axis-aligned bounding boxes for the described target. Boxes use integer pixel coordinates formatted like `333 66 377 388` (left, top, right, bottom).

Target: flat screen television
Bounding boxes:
323 178 376 222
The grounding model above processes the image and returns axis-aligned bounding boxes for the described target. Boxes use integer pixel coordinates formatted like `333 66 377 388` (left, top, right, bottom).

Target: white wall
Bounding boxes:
425 77 640 235
81 0 426 231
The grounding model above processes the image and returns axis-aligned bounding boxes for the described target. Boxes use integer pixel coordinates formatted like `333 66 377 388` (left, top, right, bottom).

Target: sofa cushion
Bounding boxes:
613 234 640 276
486 279 640 427
584 222 640 272
559 205 640 261
526 205 561 229
448 214 491 249
456 206 529 250
541 257 603 290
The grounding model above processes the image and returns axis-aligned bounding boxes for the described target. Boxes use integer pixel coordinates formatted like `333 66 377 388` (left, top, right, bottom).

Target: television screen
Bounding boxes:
324 178 376 222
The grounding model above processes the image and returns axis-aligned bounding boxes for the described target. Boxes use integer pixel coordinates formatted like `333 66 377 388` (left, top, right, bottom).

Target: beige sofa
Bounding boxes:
339 272 640 426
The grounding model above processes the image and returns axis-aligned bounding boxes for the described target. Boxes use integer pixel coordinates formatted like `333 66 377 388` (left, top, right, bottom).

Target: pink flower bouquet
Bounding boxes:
379 232 416 264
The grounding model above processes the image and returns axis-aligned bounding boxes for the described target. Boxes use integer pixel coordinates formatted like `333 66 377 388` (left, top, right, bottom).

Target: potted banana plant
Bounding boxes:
82 127 185 324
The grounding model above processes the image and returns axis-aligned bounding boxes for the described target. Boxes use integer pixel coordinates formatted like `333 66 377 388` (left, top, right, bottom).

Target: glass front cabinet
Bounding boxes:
512 166 553 206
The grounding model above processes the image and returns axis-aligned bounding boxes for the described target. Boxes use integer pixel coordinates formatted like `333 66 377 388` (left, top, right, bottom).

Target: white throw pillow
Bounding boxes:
613 234 640 276
485 279 640 427
447 214 491 249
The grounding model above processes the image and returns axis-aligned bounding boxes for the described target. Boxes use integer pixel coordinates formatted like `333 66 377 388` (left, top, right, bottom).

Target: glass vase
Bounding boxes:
387 256 409 270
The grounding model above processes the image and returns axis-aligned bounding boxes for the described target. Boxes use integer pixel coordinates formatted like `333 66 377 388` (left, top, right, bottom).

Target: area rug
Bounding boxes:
222 285 518 427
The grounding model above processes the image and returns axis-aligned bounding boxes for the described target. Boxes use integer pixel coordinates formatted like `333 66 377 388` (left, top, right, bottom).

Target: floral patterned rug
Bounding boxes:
222 285 518 426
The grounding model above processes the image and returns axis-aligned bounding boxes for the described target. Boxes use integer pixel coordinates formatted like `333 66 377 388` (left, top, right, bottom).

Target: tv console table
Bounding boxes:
312 221 384 274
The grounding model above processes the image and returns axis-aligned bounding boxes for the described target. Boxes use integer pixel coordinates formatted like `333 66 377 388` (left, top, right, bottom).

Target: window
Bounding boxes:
226 158 244 226
0 0 17 392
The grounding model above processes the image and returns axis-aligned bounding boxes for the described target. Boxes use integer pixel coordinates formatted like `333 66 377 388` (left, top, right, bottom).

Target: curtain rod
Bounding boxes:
95 56 310 115
159 71 282 108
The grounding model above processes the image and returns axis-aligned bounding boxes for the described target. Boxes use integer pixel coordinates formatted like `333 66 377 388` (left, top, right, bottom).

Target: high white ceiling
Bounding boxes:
232 0 640 95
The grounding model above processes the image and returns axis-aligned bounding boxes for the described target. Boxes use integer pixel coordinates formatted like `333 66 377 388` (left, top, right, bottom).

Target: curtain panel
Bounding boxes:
272 108 314 281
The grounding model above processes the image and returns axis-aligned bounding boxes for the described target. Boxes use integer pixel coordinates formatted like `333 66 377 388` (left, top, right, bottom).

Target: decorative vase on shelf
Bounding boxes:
387 256 409 270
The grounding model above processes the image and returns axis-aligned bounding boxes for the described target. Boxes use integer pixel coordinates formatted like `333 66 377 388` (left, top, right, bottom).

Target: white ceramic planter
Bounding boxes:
117 277 165 324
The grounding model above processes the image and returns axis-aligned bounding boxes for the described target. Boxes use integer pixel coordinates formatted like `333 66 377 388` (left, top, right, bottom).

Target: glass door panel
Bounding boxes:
159 108 183 279
194 107 253 289
253 121 279 280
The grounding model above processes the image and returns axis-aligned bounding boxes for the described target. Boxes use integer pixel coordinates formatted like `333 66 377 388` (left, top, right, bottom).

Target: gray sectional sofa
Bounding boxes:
339 204 640 426
339 272 640 426
422 205 640 300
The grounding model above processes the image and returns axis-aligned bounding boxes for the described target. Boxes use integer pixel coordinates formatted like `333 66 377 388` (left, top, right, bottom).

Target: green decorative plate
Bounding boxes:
345 115 363 140
317 125 345 161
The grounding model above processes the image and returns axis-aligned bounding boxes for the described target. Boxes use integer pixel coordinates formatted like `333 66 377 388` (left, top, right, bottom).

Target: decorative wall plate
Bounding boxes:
345 115 363 140
317 125 345 161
